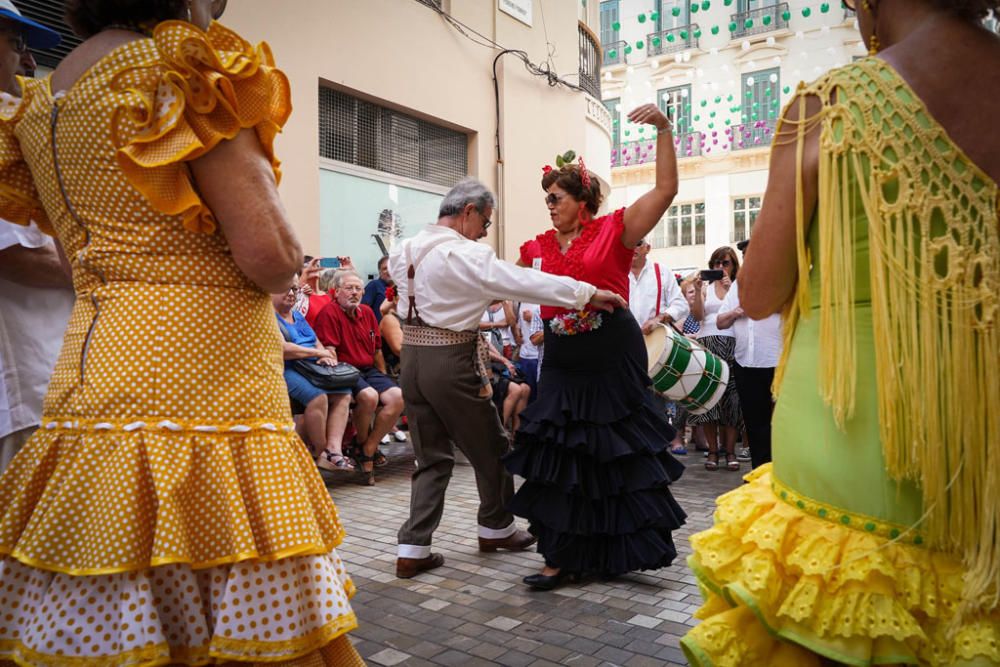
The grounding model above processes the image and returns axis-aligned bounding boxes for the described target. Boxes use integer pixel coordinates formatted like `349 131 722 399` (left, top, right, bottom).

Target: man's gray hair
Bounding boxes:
438 178 496 219
332 269 363 289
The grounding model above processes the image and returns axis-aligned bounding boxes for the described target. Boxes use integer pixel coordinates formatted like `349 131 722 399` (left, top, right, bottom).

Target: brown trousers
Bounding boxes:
397 340 514 547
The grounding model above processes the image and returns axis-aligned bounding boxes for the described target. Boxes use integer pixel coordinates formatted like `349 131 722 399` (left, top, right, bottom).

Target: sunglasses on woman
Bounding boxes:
545 193 567 206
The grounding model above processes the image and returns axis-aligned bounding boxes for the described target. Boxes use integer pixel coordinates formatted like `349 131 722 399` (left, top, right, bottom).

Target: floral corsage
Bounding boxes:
549 310 603 336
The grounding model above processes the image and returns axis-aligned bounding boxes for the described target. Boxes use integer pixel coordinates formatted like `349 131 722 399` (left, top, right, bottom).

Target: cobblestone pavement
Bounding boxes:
323 440 743 667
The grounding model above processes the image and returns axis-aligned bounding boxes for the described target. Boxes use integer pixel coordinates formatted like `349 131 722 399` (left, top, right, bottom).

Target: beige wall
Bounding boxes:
224 0 610 260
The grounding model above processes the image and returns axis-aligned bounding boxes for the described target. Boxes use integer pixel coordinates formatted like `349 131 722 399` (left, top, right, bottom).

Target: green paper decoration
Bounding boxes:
744 18 753 28
684 104 691 110
624 130 631 137
651 36 661 46
694 114 701 121
679 30 688 39
702 0 710 9
820 2 830 12
690 3 699 13
782 10 791 20
762 14 771 25
638 126 645 133
708 122 715 129
638 12 647 23
725 119 731 125
693 29 702 38
636 39 644 49
783 85 791 94
711 25 720 35
700 100 707 107
724 0 732 5
802 7 811 16
752 113 758 120
745 90 753 98
666 32 676 42
612 21 620 30
752 102 759 109
729 21 737 31
672 6 680 16
727 94 734 102
714 96 721 103
710 111 716 117
764 89 771 96
608 49 617 58
624 44 633 54
650 11 659 21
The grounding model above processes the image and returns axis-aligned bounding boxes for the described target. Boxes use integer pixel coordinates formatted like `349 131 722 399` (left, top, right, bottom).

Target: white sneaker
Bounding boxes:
393 430 408 442
381 434 391 445
736 447 751 461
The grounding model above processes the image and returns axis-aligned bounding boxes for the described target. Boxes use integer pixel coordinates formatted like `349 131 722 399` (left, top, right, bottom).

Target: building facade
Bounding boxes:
599 0 865 275
221 0 612 280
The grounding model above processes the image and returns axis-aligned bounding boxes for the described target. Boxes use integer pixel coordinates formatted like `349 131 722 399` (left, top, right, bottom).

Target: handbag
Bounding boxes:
276 316 361 391
291 358 360 391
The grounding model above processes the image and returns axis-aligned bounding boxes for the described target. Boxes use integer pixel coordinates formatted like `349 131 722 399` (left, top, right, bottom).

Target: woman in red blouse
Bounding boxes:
506 104 686 590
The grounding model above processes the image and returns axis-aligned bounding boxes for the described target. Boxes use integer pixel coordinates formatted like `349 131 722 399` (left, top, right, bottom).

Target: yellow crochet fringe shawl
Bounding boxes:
773 59 1000 615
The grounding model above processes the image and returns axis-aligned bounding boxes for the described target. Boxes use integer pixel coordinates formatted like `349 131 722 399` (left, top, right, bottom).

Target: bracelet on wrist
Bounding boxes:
657 125 673 136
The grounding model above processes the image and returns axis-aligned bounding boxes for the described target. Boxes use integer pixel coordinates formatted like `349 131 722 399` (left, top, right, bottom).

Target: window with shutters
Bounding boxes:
15 0 82 70
319 87 468 188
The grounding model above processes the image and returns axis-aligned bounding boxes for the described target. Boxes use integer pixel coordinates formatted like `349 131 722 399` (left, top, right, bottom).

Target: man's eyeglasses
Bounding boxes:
545 193 566 207
480 209 492 231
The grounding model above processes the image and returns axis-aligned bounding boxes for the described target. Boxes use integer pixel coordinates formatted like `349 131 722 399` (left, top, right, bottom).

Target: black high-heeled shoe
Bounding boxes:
523 571 564 591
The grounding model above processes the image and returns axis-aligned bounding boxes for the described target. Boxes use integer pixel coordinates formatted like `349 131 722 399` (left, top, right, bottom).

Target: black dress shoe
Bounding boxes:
523 571 564 591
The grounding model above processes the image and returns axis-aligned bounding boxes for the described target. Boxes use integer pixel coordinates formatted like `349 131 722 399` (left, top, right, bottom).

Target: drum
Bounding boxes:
644 324 729 415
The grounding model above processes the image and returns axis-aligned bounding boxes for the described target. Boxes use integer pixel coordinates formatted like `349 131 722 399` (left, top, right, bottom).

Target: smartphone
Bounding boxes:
319 257 341 269
700 269 725 281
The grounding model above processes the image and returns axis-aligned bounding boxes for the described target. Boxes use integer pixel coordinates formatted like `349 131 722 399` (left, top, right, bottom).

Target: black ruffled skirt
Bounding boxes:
504 308 686 576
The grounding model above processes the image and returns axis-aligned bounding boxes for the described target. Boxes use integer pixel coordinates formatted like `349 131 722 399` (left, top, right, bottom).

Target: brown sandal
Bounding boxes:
705 452 719 471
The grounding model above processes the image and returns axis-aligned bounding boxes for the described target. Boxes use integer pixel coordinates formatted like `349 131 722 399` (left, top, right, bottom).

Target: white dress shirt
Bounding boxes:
628 261 689 326
718 280 783 368
389 225 596 333
0 220 74 440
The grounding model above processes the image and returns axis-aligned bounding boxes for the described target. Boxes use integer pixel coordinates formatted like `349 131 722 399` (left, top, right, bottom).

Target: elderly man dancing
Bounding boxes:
390 178 624 578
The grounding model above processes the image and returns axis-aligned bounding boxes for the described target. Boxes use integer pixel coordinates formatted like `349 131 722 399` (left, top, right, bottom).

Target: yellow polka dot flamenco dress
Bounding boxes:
0 22 362 666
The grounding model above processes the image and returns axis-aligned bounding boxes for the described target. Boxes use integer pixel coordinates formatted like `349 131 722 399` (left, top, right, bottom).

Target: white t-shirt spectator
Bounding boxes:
0 221 74 440
628 262 689 326
517 303 543 360
719 280 783 367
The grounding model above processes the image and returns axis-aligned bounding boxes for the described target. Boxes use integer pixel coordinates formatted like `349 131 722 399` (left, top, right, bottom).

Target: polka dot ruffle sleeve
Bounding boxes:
0 85 51 234
114 20 291 234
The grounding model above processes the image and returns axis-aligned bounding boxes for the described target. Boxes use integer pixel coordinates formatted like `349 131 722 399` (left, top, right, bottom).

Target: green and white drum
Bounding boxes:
644 324 729 415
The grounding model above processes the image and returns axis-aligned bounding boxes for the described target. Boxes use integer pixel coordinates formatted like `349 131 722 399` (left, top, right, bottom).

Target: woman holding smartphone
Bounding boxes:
689 246 743 471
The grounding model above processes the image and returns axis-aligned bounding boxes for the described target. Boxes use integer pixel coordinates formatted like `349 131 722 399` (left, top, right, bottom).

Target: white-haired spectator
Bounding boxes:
314 269 404 485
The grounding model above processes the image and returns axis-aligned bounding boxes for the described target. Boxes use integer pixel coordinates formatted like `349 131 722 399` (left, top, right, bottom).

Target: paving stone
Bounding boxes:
368 648 411 666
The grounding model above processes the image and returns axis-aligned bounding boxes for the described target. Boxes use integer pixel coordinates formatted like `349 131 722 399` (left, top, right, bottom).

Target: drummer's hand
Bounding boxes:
589 289 627 312
641 318 660 335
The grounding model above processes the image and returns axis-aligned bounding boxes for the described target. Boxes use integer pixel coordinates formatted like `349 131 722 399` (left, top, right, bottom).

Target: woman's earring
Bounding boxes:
862 0 880 55
186 1 193 22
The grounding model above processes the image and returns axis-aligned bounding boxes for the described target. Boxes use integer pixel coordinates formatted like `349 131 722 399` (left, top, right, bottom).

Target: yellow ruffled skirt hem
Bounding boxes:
680 464 1000 667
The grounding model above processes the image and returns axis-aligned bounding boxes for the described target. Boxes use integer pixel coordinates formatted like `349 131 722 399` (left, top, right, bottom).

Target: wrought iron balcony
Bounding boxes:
610 132 703 167
730 121 776 150
730 2 789 39
646 24 700 57
578 22 602 99
603 39 627 66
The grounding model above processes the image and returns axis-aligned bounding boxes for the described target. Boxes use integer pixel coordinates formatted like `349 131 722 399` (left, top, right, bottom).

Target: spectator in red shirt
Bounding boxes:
314 270 405 485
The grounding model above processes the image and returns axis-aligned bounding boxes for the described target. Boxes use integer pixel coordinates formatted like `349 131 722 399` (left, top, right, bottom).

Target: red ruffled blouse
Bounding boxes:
519 208 633 319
